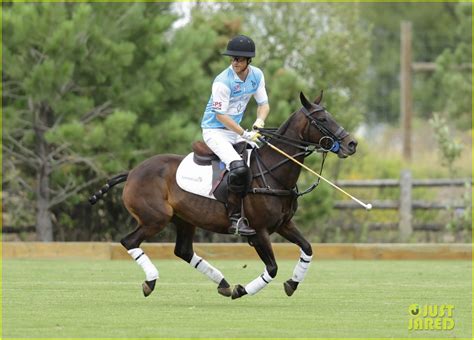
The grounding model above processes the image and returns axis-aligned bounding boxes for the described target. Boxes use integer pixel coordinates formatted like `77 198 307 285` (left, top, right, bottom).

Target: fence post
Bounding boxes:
401 21 413 162
399 169 413 241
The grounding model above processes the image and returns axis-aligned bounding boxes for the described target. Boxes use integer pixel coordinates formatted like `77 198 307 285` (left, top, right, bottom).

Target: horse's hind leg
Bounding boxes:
172 217 232 297
120 202 173 297
277 220 313 296
120 225 163 297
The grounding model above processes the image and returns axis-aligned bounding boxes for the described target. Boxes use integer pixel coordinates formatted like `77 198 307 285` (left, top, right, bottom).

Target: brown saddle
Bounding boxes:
192 141 248 166
190 141 252 203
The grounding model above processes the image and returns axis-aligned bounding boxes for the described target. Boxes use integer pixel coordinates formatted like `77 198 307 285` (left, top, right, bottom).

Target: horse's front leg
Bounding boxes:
232 230 277 299
173 217 232 297
277 219 313 296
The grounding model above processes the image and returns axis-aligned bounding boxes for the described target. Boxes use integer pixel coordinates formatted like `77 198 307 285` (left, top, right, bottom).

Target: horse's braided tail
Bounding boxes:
88 173 129 205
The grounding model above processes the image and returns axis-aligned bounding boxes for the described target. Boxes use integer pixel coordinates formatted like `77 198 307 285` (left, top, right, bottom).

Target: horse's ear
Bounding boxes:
314 90 323 105
300 92 312 110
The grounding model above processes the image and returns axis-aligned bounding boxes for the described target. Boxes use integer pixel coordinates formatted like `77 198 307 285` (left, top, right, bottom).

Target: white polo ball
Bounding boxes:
366 203 372 210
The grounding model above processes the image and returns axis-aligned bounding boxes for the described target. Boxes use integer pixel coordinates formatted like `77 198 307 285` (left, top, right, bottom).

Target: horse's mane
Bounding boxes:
276 110 299 135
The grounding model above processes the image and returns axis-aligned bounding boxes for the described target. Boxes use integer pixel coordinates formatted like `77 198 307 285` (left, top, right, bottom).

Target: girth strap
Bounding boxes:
251 187 297 196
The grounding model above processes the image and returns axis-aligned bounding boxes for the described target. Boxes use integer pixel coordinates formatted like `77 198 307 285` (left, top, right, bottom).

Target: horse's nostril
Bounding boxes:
348 140 358 152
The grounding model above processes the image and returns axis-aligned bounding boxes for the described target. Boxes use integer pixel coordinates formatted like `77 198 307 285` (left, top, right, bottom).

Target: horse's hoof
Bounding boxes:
231 284 247 300
218 287 232 297
217 278 231 297
142 280 156 297
283 279 299 297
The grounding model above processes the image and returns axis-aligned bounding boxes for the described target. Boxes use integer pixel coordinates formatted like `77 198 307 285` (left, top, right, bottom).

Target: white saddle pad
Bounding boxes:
176 153 225 200
176 149 254 200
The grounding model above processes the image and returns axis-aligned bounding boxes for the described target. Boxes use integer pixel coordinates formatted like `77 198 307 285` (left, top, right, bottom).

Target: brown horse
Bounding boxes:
89 91 357 299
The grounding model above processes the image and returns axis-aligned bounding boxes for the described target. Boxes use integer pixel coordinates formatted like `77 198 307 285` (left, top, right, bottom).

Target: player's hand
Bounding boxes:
242 130 261 142
252 118 265 131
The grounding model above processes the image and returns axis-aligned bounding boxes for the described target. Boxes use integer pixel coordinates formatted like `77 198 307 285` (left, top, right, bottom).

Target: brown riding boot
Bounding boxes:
227 193 256 236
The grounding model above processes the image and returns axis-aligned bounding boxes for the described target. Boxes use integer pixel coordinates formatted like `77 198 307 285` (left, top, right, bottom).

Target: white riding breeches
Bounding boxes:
202 128 246 169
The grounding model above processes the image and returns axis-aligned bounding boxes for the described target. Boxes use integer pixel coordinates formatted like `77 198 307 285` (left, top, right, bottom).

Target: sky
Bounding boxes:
171 1 193 29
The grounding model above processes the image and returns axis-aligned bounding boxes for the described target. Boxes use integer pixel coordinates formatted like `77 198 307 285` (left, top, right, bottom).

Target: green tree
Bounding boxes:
3 3 164 240
433 3 472 129
429 113 463 175
359 2 462 123
2 3 224 241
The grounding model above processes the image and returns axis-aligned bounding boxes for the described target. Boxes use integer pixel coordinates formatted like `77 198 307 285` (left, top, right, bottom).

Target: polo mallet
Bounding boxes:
258 137 373 210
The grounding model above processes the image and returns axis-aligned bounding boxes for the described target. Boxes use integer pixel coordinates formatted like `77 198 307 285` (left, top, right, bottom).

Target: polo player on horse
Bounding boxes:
201 35 270 236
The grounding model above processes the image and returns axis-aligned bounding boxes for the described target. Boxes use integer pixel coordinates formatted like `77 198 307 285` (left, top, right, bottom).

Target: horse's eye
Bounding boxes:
317 117 327 123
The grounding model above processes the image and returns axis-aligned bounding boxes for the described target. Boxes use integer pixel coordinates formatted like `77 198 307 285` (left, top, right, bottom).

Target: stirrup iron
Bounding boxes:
233 217 250 235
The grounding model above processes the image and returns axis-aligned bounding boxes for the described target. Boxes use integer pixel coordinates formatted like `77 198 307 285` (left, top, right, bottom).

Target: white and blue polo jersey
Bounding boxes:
201 65 268 129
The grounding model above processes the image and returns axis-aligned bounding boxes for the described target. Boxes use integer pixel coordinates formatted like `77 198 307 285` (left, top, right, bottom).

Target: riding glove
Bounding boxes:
252 118 265 130
241 130 261 142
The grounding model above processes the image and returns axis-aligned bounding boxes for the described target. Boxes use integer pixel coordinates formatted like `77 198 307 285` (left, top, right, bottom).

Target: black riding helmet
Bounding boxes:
222 35 256 58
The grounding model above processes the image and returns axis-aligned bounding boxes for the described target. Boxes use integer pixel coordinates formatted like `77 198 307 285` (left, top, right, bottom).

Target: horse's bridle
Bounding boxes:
258 105 349 154
301 105 349 153
251 106 349 197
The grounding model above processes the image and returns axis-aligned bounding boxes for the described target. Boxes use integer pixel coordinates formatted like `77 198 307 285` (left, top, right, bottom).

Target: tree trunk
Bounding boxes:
36 161 53 241
34 101 54 241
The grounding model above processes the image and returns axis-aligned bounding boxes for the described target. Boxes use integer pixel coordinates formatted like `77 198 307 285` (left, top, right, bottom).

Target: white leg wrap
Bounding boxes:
128 248 159 281
292 249 313 282
190 253 224 284
245 268 273 295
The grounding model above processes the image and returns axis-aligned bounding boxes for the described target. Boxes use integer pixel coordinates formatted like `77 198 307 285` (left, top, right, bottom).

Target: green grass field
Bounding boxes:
2 258 472 339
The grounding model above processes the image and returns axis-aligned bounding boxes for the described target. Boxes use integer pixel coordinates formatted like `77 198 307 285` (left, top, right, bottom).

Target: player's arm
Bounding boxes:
253 74 269 130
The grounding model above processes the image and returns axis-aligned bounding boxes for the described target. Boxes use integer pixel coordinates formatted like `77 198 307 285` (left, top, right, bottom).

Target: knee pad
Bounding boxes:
228 160 251 194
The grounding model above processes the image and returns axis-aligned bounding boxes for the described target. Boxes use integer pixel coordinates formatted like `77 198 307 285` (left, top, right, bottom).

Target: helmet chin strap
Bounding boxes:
241 58 252 73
